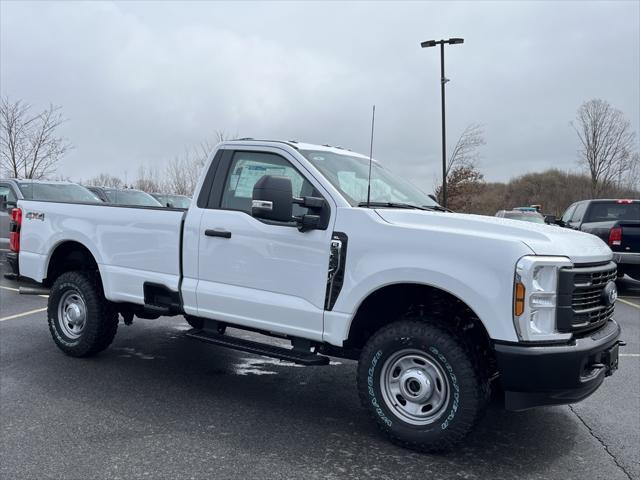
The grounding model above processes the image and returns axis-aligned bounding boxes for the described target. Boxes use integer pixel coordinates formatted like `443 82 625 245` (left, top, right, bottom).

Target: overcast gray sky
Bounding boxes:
1 0 639 189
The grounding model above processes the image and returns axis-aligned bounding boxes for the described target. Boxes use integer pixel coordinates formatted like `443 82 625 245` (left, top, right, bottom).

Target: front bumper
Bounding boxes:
494 319 621 411
613 252 640 265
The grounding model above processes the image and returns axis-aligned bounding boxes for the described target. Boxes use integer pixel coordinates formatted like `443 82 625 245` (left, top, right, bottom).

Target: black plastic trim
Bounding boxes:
143 282 182 314
185 329 329 366
206 149 234 209
495 320 621 410
557 261 616 334
177 213 187 313
325 231 348 311
204 229 232 238
196 149 225 209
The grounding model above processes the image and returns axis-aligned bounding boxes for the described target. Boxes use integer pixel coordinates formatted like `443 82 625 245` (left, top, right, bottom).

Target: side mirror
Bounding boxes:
0 195 6 211
544 215 556 225
252 175 293 222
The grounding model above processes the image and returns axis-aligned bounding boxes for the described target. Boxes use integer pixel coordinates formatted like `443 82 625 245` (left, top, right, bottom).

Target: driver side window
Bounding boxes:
221 151 317 218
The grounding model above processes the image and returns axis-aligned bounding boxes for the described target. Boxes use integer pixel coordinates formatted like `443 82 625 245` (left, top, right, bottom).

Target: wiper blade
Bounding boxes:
422 205 451 212
357 201 430 211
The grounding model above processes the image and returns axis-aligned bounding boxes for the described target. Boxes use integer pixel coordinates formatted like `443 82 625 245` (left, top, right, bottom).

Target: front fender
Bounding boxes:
331 209 535 343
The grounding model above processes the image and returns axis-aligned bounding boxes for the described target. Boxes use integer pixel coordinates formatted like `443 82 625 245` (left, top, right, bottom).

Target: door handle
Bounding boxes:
205 229 232 239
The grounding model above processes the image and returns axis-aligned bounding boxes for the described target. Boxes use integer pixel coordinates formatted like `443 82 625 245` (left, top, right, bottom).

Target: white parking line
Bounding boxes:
617 298 640 309
620 354 640 357
0 307 47 322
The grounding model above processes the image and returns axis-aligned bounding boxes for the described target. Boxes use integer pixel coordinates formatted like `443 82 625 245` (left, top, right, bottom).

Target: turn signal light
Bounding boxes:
608 226 622 246
514 282 526 316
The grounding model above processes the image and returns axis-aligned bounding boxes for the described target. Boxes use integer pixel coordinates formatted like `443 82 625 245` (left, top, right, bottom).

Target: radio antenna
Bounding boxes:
366 105 376 207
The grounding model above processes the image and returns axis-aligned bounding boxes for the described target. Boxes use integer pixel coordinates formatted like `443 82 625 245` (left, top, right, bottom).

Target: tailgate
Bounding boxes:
620 222 640 252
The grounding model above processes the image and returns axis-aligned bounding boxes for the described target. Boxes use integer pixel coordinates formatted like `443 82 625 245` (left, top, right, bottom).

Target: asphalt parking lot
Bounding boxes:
1 258 638 480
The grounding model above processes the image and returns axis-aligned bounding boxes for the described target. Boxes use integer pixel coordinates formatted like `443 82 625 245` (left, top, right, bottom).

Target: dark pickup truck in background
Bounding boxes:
559 199 640 281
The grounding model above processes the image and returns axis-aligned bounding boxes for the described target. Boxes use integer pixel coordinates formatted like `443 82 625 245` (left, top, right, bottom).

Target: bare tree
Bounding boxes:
214 130 239 143
164 139 220 195
86 173 124 188
433 124 485 207
446 123 485 178
573 99 637 196
0 97 71 179
621 152 640 191
435 164 485 212
134 164 162 193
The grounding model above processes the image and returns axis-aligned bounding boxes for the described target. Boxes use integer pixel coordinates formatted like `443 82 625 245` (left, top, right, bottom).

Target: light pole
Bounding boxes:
420 37 464 208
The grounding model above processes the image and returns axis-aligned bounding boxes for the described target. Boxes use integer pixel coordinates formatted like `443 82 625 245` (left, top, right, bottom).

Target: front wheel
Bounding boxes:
47 271 118 357
357 319 488 452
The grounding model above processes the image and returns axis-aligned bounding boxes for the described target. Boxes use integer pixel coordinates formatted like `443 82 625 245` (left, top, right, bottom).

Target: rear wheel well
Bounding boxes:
345 283 496 375
45 241 99 287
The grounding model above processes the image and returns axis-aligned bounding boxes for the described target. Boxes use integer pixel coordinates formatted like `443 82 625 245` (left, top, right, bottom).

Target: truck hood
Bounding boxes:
375 209 613 265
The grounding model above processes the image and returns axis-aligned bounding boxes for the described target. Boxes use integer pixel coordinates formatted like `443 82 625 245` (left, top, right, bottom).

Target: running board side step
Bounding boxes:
185 329 330 366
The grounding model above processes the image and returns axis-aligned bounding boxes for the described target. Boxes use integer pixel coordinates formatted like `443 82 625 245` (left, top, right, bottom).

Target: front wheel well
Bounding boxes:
45 241 100 287
345 283 496 375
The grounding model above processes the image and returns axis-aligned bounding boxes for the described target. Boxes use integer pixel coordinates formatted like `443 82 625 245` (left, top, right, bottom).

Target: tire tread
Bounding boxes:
357 318 489 453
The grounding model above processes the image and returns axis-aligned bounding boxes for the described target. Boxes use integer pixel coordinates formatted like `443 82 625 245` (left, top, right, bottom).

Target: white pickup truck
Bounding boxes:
11 139 622 452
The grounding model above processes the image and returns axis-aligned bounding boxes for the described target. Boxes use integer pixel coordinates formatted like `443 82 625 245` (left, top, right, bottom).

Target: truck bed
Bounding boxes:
17 200 185 306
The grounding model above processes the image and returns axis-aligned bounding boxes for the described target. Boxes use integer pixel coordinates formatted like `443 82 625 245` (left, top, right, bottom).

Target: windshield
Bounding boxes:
17 182 101 203
584 202 639 222
106 189 162 207
300 150 439 208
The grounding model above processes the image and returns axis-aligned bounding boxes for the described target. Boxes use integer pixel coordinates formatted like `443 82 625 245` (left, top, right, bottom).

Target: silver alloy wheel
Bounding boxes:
379 349 450 425
57 290 87 340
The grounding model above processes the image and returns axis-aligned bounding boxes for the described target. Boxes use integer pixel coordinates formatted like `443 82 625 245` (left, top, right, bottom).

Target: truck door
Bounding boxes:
194 147 335 341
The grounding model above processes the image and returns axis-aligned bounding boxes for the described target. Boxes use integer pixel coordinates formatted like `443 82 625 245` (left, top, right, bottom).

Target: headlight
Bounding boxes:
513 255 573 342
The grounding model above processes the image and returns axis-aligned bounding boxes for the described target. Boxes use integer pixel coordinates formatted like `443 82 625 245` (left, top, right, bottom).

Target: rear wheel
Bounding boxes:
47 271 118 357
357 319 488 452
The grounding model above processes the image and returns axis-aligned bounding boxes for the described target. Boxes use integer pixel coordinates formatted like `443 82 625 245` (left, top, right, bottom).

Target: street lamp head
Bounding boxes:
420 40 437 48
448 38 464 44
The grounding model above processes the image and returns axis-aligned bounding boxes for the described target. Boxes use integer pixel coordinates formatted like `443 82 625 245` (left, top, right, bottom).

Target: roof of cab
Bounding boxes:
219 139 369 159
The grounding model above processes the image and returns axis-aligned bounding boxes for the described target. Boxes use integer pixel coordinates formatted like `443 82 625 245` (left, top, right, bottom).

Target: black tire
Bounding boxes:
47 271 118 357
184 315 204 329
357 319 488 452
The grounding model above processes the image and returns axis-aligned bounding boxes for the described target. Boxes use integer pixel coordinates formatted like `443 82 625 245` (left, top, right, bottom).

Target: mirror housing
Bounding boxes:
544 214 557 225
252 175 293 222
